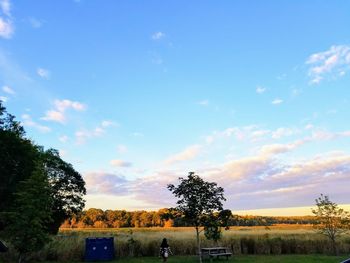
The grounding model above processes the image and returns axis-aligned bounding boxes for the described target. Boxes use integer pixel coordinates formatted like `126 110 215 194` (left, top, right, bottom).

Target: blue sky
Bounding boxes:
1 1 350 215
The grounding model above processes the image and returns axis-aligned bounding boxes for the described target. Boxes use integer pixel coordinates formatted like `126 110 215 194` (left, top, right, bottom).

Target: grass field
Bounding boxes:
2 225 350 262
45 255 350 263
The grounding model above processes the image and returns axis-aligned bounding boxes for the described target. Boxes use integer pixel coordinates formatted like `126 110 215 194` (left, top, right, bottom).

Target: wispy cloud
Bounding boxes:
75 120 115 144
59 135 69 143
42 99 86 124
271 127 295 139
110 159 133 168
0 0 10 16
101 120 117 128
28 17 42 28
0 0 13 39
0 95 8 102
272 98 283 105
164 145 202 165
306 45 350 84
21 114 51 133
131 132 144 137
37 67 50 79
2 85 14 94
256 86 266 94
117 144 128 153
198 99 209 106
151 31 165 40
84 172 129 195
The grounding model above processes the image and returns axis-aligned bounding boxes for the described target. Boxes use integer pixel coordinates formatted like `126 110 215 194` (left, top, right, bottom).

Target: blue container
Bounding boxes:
85 237 114 261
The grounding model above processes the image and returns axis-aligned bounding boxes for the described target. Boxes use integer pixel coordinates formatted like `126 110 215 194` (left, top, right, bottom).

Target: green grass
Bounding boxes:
44 255 349 263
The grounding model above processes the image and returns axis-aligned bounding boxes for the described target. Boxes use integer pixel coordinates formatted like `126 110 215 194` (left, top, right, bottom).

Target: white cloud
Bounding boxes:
0 17 13 38
0 0 13 39
59 135 69 143
54 99 86 112
21 114 51 133
272 127 295 139
259 141 302 156
152 31 165 40
42 99 86 124
256 86 266 94
110 159 133 168
101 120 117 128
2 85 14 94
84 172 129 195
41 110 65 123
272 98 283 105
75 121 115 145
37 68 50 79
75 128 103 144
164 145 202 165
306 45 350 84
0 95 8 102
0 0 11 16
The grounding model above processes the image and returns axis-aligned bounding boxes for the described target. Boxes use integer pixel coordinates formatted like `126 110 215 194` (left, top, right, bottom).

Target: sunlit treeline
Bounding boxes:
60 208 318 229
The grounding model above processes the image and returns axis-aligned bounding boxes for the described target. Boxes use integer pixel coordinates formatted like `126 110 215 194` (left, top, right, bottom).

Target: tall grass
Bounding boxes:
1 226 350 262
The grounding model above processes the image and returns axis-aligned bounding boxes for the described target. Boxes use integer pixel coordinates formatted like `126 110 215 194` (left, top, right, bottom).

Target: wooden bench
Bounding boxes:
201 247 232 261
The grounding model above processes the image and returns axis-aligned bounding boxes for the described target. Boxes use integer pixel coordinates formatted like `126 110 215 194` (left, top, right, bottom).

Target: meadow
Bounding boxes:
2 225 350 262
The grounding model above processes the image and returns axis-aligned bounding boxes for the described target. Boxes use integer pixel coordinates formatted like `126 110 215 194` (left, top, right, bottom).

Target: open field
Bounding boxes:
43 255 350 263
2 225 350 262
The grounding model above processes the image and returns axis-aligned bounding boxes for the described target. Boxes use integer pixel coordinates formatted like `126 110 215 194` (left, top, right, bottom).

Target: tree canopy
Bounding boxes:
0 101 86 259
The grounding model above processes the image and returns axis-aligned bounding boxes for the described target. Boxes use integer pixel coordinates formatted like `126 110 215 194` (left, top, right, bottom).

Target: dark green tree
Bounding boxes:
204 209 232 243
42 149 86 234
4 165 53 263
312 194 350 255
0 101 40 230
168 172 226 263
0 101 86 237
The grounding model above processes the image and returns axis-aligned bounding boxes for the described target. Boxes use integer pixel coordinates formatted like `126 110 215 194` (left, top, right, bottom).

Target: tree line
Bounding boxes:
61 208 319 229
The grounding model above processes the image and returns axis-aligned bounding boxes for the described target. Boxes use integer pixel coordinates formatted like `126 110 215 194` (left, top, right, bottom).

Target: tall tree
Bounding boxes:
168 172 226 263
312 194 350 255
3 165 53 263
0 102 40 230
42 149 86 234
0 101 86 236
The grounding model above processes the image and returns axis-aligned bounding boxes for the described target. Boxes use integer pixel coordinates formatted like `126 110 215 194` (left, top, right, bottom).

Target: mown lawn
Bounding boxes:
56 255 349 263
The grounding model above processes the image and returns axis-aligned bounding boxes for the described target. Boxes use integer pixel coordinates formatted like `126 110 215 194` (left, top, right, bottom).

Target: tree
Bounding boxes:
0 101 41 230
203 209 232 243
3 165 53 263
312 194 350 255
42 149 86 234
0 101 86 237
167 172 226 263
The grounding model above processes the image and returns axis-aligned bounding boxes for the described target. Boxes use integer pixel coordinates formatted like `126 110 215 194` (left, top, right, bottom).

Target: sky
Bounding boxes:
1 1 350 215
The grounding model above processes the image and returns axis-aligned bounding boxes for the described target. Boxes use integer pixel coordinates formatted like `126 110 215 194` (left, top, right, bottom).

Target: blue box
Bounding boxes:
85 237 114 261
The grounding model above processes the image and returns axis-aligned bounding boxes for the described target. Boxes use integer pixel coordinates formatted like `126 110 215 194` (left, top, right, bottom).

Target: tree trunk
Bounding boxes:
331 238 337 255
18 253 23 263
196 226 202 263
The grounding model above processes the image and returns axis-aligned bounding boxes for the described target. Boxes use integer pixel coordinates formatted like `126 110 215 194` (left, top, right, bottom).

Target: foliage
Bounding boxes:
167 172 226 228
3 165 53 262
312 194 350 255
0 102 41 230
42 149 86 234
167 172 226 262
0 101 86 258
